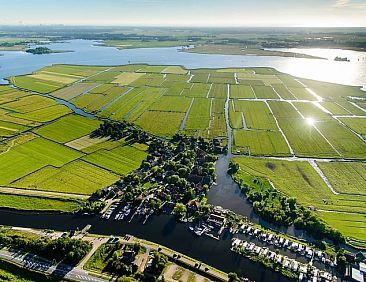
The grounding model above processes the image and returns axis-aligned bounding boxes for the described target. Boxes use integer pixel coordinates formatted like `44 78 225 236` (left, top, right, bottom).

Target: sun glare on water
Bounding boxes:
305 117 316 126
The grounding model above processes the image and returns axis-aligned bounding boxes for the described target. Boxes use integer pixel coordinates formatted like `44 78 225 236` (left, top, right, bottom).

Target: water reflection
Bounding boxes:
0 40 365 87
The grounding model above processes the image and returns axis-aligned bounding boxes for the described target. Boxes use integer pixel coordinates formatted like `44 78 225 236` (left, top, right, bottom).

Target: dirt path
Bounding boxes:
0 186 89 200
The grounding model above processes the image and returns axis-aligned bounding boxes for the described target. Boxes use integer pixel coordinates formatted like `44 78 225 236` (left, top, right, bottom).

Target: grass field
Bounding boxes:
150 96 192 112
83 145 147 175
233 130 290 156
317 211 366 246
162 66 187 75
0 87 29 105
13 160 119 195
317 161 366 195
230 85 255 99
316 120 366 159
339 117 366 138
10 76 64 93
233 157 366 215
268 101 339 158
252 85 279 99
0 137 82 185
135 111 184 137
185 98 211 131
234 100 277 130
34 114 101 143
51 82 99 100
0 121 29 138
2 95 57 113
112 72 145 85
65 135 110 150
11 104 72 122
0 193 82 211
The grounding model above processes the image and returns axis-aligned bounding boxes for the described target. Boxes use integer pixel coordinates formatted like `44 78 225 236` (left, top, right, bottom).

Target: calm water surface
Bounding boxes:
0 40 365 87
0 210 294 282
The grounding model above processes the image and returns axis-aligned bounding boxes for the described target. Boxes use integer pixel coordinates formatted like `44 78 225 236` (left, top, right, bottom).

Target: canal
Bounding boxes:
0 210 294 282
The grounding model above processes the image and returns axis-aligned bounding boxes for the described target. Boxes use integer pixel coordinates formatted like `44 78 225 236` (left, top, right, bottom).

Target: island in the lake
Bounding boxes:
25 46 72 55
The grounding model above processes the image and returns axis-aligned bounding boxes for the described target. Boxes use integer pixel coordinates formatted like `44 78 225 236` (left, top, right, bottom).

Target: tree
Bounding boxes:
173 203 187 218
228 272 239 282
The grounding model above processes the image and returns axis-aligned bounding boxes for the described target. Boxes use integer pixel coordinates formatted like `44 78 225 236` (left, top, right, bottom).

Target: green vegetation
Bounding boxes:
13 160 120 195
317 211 366 248
317 161 366 195
34 114 101 143
135 111 184 137
2 95 57 113
0 259 55 282
83 145 147 175
0 227 91 265
232 157 366 245
231 160 344 244
232 157 366 214
11 104 72 122
9 75 64 93
0 137 82 185
233 130 290 156
339 117 366 138
0 193 82 212
234 100 277 130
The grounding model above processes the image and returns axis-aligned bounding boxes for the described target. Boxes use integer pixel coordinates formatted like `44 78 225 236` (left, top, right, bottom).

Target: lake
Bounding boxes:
0 40 365 88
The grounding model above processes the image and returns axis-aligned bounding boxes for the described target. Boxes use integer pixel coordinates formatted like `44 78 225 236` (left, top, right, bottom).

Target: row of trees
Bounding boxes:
0 229 91 265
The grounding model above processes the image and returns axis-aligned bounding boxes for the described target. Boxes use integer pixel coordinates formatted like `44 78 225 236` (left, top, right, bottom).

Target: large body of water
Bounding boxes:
0 40 365 87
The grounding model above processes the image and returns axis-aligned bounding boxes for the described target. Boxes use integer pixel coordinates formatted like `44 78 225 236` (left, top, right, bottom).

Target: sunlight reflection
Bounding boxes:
305 117 316 126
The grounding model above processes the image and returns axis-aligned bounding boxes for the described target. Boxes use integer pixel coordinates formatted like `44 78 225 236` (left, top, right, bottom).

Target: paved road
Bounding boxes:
0 249 106 282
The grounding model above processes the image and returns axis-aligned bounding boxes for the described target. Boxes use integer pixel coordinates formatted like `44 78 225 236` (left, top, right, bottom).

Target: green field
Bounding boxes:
10 75 64 93
51 82 99 100
135 110 184 137
0 137 82 185
185 98 211 131
150 96 192 112
230 85 255 99
10 104 72 122
339 117 366 138
234 100 277 130
317 161 366 195
12 160 119 195
2 95 57 113
34 114 101 143
233 157 366 221
83 145 147 175
233 130 290 156
0 193 82 212
317 211 366 247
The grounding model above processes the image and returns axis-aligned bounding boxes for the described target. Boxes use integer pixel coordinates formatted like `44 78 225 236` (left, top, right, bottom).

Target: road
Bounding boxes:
0 248 107 282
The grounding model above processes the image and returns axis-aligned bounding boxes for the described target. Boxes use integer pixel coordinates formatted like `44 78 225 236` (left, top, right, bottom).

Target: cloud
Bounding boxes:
333 0 366 8
333 0 350 7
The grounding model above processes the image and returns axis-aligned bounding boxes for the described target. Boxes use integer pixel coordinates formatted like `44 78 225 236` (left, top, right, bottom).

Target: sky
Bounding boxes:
1 0 366 27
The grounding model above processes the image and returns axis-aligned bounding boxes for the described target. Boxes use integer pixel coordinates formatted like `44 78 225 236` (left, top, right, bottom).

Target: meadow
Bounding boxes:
233 157 366 244
12 160 120 195
82 145 147 175
2 64 365 220
0 193 82 212
317 161 366 195
34 114 101 143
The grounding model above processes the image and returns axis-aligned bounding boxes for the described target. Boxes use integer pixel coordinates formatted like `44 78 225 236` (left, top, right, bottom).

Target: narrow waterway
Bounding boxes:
0 210 294 282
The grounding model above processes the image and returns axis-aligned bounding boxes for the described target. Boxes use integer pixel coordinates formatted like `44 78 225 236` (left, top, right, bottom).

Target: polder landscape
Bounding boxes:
1 10 366 282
